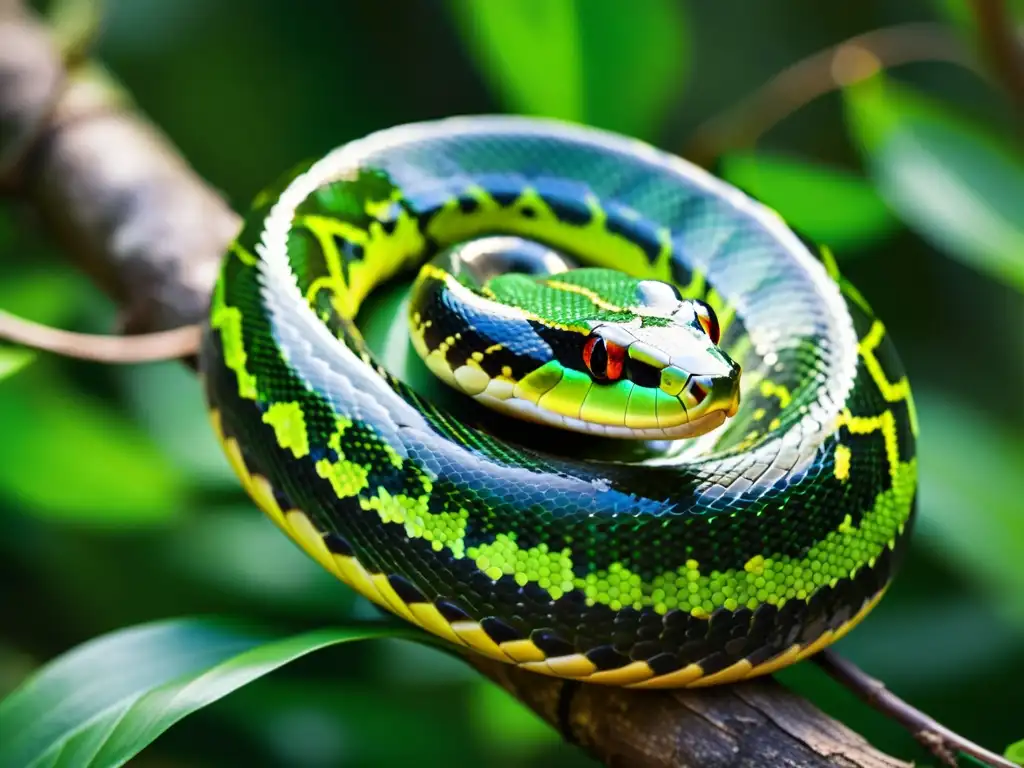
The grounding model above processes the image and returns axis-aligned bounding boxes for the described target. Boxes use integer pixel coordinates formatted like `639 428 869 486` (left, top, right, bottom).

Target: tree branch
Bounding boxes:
0 308 200 363
0 4 1002 767
814 651 1015 768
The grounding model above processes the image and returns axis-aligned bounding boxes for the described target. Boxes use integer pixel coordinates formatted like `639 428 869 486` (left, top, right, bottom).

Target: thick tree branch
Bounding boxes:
0 4 997 767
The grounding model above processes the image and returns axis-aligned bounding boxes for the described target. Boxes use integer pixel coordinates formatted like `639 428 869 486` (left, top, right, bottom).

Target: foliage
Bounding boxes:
1 1 1022 767
0 619 427 768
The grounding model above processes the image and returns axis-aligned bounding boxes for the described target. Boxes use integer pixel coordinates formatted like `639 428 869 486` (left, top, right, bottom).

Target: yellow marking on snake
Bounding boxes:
837 410 900 484
297 210 426 319
627 663 703 689
759 379 792 409
425 186 678 289
587 661 655 686
859 320 919 436
408 603 466 646
543 278 627 313
210 281 257 400
450 621 515 662
262 401 310 458
834 444 852 481
416 262 590 334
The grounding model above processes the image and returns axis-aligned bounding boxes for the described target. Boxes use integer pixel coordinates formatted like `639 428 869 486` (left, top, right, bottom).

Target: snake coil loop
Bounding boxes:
201 116 917 688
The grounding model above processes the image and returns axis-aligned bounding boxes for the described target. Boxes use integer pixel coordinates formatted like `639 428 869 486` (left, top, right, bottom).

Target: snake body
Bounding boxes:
200 116 918 688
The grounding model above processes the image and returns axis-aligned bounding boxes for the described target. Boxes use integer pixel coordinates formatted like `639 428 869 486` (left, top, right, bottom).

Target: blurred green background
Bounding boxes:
1 0 1022 766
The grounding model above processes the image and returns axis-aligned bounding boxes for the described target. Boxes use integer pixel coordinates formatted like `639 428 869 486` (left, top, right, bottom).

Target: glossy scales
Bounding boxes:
199 116 917 687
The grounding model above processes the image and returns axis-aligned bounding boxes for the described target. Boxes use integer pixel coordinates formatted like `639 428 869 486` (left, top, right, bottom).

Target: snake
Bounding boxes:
199 116 918 688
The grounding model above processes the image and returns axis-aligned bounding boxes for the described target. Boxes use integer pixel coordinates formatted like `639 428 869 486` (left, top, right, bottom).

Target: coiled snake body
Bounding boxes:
200 117 918 688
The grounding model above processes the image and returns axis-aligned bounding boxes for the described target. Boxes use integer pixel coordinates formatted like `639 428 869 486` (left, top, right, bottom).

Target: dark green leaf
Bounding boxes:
446 0 688 139
0 618 426 768
844 76 1024 291
719 151 898 249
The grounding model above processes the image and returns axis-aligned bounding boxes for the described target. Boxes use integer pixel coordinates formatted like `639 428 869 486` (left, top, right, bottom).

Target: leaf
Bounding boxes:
719 151 898 249
1005 738 1024 766
0 345 34 381
0 618 428 768
913 388 1024 628
446 0 688 139
844 75 1024 291
0 375 186 524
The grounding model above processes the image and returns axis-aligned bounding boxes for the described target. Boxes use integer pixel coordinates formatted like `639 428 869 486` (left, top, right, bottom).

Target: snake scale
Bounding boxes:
199 116 918 688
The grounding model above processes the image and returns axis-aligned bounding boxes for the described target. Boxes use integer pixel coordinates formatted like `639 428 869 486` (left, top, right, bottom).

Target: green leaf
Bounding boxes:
719 151 898 249
914 389 1024 628
446 0 688 139
844 76 1024 291
0 345 34 381
1005 738 1024 765
0 618 427 768
0 375 186 524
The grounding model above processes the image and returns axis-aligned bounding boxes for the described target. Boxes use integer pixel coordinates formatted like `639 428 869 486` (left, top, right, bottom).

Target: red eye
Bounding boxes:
694 300 721 345
583 336 625 381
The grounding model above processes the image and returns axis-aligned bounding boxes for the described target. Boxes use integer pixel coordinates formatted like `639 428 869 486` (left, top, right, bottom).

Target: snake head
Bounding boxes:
562 279 742 439
411 258 741 440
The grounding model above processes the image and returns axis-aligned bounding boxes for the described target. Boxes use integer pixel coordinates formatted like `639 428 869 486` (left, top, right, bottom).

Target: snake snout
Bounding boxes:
686 367 741 420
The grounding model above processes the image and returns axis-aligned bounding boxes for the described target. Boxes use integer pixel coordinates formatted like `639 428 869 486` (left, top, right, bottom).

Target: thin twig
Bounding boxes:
814 650 1017 768
0 309 201 363
684 22 976 166
969 0 1024 111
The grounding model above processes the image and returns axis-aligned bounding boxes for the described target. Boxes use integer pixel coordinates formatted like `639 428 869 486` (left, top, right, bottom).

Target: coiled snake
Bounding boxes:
200 116 917 688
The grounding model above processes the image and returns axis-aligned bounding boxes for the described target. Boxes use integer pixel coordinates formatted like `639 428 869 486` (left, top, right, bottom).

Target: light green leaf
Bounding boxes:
0 376 186 524
0 345 34 381
446 0 688 139
1005 738 1024 765
719 151 898 249
844 76 1024 291
0 618 427 768
914 389 1024 628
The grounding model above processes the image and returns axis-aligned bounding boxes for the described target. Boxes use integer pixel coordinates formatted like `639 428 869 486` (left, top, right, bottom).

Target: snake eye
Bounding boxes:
583 335 625 381
693 300 721 345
